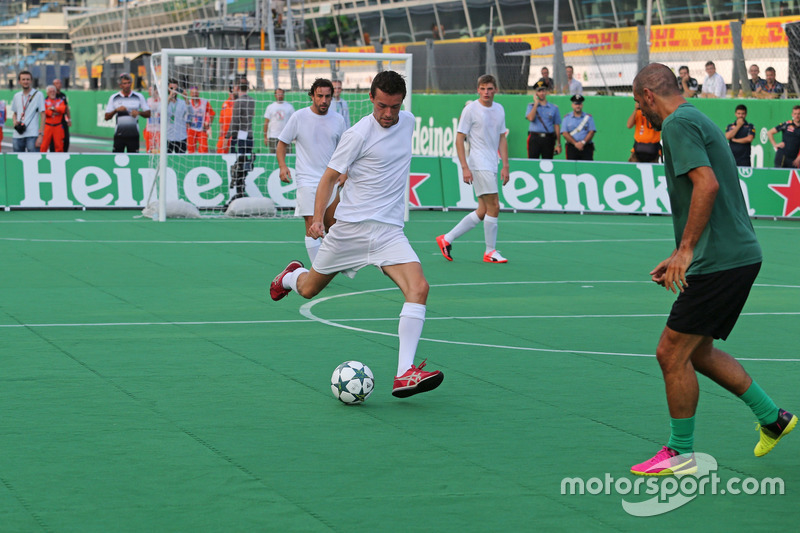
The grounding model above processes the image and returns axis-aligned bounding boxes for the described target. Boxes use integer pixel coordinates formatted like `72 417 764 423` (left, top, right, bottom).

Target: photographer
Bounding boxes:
10 70 45 152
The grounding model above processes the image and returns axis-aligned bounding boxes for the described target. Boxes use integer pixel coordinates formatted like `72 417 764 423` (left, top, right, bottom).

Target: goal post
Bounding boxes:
148 49 413 222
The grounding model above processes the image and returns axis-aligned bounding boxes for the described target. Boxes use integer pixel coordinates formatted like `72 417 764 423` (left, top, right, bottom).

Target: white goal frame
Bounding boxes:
150 49 414 222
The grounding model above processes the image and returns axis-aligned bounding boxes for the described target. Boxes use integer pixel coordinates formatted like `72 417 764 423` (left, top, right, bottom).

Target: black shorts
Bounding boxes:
666 262 761 340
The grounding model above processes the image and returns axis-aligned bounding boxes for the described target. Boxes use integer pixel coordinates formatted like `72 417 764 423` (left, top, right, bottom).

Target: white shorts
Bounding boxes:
472 169 499 197
313 221 420 278
294 185 338 217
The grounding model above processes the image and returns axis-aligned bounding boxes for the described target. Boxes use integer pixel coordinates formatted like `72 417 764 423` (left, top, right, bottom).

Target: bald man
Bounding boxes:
628 63 795 476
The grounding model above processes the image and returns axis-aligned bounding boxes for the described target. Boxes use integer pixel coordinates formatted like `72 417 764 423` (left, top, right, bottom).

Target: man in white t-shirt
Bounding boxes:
700 61 726 99
270 71 444 399
10 70 45 152
436 74 510 263
263 88 295 153
277 78 347 262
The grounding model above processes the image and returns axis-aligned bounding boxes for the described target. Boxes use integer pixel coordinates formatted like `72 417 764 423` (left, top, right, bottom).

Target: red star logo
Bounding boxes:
769 170 800 217
408 173 430 207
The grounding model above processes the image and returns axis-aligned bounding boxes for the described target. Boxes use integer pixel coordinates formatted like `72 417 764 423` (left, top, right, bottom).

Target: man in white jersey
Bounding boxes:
277 78 347 263
270 71 444 399
436 74 510 263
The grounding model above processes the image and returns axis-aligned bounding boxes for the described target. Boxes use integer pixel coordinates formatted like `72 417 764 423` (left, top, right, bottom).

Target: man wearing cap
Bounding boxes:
561 94 596 161
525 80 561 159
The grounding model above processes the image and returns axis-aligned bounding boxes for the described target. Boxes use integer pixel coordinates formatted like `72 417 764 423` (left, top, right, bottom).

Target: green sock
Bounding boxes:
739 381 779 425
667 416 695 454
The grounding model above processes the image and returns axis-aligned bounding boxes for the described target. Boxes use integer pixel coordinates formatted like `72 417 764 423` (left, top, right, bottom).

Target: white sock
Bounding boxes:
445 211 481 243
283 267 308 291
397 302 426 376
305 236 321 263
484 215 499 253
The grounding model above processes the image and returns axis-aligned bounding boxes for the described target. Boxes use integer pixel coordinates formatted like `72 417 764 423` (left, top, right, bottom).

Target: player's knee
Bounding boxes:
409 279 429 303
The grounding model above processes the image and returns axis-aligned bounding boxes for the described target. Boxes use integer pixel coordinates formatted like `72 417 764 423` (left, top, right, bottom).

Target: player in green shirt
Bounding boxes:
628 63 795 476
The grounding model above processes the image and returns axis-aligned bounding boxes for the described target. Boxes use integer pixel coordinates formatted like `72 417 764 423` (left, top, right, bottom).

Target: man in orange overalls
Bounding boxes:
41 85 66 152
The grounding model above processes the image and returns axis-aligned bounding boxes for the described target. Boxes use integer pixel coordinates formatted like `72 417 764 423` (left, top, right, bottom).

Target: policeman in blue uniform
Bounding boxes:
526 80 561 159
561 94 596 161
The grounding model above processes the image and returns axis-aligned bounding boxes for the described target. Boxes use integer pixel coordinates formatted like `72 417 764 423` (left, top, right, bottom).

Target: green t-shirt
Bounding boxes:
661 103 762 275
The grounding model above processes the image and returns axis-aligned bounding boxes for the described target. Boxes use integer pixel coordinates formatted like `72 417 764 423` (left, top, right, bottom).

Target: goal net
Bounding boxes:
147 49 412 221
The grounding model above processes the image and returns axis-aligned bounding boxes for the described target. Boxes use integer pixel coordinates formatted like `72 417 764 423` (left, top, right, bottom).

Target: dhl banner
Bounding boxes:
494 15 797 55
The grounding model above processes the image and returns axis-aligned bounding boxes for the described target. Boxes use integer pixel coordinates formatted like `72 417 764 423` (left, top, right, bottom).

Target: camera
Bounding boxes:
14 123 26 134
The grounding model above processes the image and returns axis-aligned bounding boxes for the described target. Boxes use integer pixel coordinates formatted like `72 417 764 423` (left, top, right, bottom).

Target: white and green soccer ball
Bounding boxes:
331 361 375 405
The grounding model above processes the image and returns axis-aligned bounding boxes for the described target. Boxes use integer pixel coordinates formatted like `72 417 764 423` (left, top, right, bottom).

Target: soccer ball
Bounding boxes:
331 361 375 405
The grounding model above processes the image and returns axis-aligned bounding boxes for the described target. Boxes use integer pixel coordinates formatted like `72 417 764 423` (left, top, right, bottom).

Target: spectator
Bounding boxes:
228 80 256 154
431 23 444 40
187 87 215 153
561 95 596 161
564 65 583 95
747 64 763 93
676 66 698 98
216 83 236 153
144 85 160 153
627 101 661 163
754 67 785 99
725 104 755 167
700 61 726 98
10 70 45 152
165 79 189 154
104 73 150 153
40 85 66 153
332 80 351 128
525 80 561 159
537 67 554 91
49 78 70 152
263 88 295 153
767 105 800 168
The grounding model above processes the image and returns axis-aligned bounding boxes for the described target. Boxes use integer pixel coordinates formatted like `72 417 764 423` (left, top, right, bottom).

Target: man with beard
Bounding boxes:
629 63 795 476
276 78 347 262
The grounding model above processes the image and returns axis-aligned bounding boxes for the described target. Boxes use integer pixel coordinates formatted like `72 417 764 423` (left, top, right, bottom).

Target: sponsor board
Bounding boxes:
1 154 798 218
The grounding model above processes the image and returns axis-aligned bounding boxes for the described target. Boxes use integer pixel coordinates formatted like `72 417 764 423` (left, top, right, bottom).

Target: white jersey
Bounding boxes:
278 107 346 188
457 100 506 172
328 110 415 227
263 101 295 139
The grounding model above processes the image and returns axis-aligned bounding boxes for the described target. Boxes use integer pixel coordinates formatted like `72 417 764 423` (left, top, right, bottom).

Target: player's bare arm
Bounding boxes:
499 134 510 185
309 167 341 238
663 166 719 293
455 132 472 183
276 140 292 182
